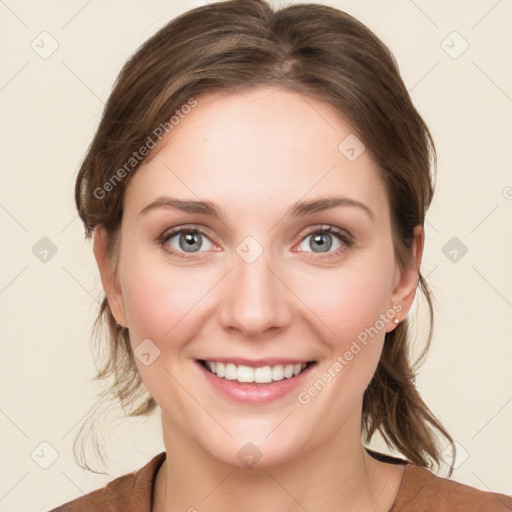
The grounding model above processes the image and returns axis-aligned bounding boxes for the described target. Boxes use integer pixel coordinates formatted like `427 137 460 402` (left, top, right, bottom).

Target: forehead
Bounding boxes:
124 86 389 222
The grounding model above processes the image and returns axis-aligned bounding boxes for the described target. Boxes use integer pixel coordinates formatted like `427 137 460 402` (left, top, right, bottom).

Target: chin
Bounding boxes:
208 438 303 470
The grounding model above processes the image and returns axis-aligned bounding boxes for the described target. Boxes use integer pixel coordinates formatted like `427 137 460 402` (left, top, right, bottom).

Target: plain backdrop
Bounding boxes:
1 0 511 510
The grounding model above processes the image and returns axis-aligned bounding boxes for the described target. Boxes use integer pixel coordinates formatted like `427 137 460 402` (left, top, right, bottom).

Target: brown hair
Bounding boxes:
75 0 455 474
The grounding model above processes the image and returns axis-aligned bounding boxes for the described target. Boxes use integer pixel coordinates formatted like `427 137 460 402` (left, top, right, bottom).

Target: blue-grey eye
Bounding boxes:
164 229 214 254
298 228 348 254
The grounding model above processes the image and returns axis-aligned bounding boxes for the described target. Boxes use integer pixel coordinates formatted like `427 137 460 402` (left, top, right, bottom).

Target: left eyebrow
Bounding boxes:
288 196 374 221
139 195 374 222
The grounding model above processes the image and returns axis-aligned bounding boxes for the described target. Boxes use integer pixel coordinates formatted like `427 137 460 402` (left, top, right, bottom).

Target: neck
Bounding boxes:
153 405 403 512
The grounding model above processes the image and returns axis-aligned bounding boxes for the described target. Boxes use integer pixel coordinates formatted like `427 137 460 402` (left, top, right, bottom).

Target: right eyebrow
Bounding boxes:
140 197 224 218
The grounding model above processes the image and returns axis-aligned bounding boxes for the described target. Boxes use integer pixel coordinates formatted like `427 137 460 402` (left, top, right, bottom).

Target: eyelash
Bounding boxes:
159 224 354 260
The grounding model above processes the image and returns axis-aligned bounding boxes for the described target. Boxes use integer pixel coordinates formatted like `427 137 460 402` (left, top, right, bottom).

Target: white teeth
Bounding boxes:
225 363 237 380
203 361 310 383
254 366 272 383
237 365 254 383
283 364 294 378
271 365 285 381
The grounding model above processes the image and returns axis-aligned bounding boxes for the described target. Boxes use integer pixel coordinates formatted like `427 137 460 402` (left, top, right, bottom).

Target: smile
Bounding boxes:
196 358 316 403
199 360 313 384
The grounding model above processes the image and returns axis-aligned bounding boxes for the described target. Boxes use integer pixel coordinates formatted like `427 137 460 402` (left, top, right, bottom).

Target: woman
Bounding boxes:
51 0 512 510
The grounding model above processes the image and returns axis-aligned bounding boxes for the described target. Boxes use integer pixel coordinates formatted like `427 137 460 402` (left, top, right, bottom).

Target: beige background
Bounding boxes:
1 0 511 510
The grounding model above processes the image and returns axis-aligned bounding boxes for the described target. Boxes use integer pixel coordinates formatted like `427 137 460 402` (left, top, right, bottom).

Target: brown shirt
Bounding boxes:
49 450 512 511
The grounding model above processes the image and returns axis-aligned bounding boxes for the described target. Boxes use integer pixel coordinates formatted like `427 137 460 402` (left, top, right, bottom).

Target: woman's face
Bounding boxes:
96 86 420 468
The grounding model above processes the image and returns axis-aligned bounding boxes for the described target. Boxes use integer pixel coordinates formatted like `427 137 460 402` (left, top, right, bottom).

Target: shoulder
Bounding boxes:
392 462 512 512
48 452 166 512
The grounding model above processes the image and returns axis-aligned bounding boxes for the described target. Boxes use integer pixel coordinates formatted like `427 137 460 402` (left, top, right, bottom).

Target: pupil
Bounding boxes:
180 232 202 252
312 233 332 253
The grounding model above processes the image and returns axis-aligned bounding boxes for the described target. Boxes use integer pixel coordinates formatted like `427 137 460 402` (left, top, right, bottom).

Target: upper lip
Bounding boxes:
197 358 315 368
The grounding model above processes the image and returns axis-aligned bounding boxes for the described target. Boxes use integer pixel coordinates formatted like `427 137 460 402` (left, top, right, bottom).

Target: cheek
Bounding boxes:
118 252 210 406
119 248 207 343
293 270 394 426
121 272 172 341
296 252 395 345
293 246 396 403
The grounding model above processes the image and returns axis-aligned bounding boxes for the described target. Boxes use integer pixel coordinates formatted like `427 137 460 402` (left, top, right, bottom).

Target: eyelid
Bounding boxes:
159 224 217 256
159 223 354 259
298 224 352 242
160 223 212 239
294 225 353 257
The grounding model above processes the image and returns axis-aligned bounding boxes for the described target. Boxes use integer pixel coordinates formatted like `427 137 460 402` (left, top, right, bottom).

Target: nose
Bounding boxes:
218 245 292 339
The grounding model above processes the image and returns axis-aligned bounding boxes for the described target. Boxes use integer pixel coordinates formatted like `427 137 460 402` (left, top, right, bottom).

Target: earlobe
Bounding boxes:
93 227 128 328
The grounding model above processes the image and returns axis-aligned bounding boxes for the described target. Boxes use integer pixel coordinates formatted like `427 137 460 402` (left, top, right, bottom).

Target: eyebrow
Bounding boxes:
139 195 374 221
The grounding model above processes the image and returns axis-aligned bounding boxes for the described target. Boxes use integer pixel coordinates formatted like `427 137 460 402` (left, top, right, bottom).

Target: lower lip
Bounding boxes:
196 361 315 403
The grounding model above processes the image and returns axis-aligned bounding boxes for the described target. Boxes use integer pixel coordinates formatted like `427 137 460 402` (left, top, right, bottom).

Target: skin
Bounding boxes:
94 86 424 511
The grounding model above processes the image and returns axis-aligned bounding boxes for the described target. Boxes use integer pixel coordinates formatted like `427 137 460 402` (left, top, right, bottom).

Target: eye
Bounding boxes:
160 225 215 258
296 225 353 257
159 224 353 260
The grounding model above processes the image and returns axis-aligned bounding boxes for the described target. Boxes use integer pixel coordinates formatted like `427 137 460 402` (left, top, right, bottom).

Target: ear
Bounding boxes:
388 225 424 328
93 227 128 328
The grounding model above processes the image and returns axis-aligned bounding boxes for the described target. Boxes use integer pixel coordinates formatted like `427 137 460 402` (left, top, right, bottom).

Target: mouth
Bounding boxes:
197 359 316 385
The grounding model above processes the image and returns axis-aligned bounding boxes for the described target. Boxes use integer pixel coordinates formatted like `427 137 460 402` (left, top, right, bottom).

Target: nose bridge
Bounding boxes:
218 235 291 336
